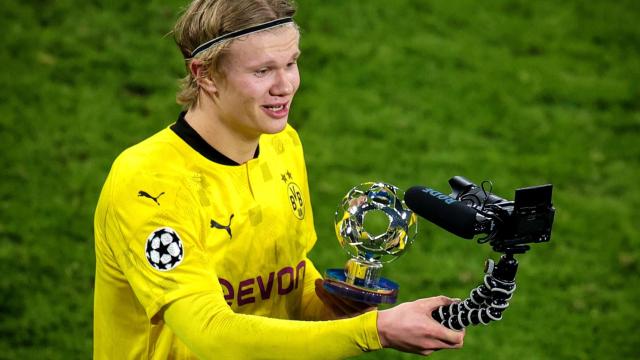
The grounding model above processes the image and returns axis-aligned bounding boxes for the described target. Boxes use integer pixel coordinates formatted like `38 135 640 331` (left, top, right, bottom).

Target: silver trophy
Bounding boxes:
324 182 417 304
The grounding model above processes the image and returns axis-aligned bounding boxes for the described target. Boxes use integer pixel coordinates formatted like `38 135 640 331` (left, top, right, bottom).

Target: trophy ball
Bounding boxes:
334 182 418 264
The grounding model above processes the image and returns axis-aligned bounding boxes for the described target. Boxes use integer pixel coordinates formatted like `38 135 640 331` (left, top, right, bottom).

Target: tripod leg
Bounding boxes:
431 254 519 329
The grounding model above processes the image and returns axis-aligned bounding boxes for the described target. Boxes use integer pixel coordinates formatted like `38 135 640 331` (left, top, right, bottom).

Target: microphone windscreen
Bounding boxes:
405 186 478 239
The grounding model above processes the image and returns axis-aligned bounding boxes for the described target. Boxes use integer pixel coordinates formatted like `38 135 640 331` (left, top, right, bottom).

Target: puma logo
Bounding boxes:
211 214 234 239
138 191 165 206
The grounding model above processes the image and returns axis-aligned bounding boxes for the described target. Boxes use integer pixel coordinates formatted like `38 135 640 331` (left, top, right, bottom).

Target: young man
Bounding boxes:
93 1 464 358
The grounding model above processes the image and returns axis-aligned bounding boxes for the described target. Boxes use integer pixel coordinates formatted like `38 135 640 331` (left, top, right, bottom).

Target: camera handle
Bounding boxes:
432 253 519 330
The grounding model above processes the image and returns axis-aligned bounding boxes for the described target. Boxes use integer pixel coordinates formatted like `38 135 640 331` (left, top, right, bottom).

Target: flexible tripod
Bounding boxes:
432 252 520 330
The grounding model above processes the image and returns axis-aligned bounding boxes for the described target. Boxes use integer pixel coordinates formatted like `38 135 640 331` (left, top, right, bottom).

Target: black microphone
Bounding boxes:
404 186 479 239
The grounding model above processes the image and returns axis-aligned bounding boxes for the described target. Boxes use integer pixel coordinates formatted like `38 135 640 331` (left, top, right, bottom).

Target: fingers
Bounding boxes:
425 312 465 345
426 333 465 349
414 297 466 345
377 299 466 355
314 279 374 316
341 299 375 313
314 280 349 315
428 323 465 346
417 295 458 311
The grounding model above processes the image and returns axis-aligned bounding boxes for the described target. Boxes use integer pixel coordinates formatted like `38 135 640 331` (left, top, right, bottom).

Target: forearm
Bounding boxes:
164 292 381 360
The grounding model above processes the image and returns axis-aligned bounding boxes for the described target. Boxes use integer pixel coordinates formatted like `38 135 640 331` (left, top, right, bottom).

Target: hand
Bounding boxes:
377 296 465 356
314 279 376 318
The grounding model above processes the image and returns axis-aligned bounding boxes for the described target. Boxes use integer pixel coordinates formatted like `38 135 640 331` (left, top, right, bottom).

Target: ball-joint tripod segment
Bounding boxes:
432 253 519 330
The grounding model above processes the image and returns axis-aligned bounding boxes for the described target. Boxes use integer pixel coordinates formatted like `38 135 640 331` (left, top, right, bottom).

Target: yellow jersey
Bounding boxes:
93 113 381 359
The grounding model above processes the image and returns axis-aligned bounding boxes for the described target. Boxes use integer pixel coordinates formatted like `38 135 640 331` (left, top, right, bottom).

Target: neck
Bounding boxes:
185 100 259 165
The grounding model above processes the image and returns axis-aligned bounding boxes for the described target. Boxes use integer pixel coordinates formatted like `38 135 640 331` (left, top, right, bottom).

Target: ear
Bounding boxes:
189 59 218 94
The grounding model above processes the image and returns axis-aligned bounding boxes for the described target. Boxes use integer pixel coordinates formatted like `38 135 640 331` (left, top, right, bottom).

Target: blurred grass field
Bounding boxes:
1 0 639 359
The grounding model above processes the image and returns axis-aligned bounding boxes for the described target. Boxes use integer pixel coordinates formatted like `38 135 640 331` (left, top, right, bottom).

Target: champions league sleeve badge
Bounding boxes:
145 227 184 271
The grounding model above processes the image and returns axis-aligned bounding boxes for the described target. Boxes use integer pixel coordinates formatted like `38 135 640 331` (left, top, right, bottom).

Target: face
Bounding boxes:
210 25 301 140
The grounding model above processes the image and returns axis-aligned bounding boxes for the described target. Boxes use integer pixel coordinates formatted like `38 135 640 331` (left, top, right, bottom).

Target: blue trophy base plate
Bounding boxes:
324 268 399 304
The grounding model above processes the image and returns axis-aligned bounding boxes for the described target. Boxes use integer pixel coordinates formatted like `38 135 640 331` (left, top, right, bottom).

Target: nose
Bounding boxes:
270 69 296 97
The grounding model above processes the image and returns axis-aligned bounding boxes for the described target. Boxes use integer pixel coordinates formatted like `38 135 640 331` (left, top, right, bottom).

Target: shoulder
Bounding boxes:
96 128 203 246
114 128 186 176
104 128 197 208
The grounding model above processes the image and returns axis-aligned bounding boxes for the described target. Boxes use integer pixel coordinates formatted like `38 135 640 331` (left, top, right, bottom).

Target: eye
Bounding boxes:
254 68 270 77
286 59 298 68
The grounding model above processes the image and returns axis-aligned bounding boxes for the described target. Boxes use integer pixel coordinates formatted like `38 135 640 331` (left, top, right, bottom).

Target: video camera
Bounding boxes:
405 176 556 329
448 176 555 254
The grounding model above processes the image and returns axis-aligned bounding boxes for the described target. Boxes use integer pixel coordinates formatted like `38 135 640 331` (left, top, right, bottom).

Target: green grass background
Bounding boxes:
1 0 638 359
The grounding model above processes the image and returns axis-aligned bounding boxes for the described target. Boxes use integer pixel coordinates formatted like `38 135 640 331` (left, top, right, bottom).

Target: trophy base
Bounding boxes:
324 268 399 304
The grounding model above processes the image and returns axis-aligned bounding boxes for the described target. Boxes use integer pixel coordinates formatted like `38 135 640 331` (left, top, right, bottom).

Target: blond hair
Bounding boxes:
173 0 297 109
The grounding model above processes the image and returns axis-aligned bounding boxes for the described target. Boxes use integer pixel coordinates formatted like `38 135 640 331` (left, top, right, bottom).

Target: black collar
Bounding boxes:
170 112 259 166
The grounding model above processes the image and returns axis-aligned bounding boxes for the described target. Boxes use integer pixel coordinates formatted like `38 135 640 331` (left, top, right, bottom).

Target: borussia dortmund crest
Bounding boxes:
282 170 305 220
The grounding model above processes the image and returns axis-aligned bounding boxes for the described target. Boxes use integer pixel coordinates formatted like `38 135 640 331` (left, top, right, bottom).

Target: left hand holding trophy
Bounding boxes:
324 182 417 304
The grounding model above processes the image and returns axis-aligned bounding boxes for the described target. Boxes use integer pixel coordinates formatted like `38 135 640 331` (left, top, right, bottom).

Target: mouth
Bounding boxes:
263 104 286 111
261 102 289 118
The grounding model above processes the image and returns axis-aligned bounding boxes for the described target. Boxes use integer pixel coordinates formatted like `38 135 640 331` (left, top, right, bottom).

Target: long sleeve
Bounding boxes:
164 290 382 360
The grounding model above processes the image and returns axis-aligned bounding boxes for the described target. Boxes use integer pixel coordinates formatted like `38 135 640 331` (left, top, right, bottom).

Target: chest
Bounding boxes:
192 160 311 278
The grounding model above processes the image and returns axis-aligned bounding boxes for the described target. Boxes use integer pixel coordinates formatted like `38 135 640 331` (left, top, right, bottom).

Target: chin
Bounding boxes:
262 118 289 134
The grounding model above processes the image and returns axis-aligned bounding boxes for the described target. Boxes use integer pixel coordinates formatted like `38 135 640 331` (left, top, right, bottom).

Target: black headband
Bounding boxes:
189 17 294 58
